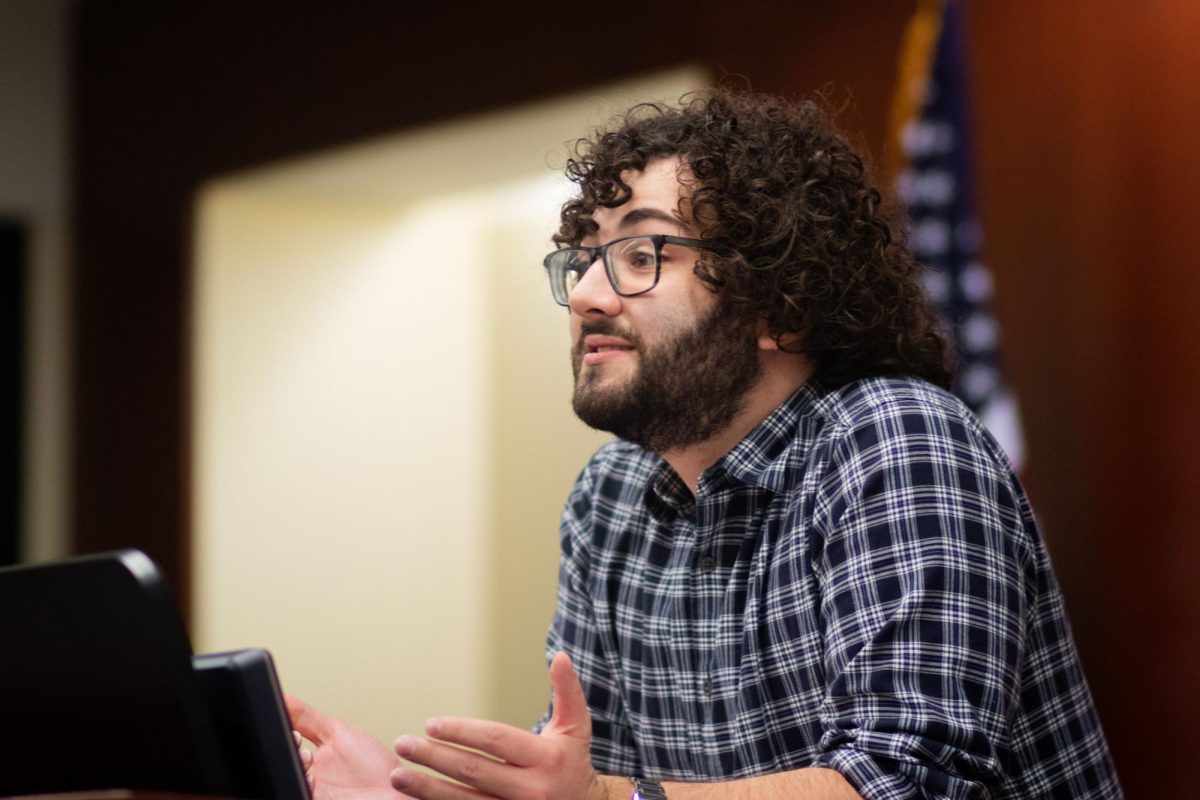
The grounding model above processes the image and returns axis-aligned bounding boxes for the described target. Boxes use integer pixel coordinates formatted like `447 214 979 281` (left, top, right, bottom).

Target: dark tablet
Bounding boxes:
194 648 310 800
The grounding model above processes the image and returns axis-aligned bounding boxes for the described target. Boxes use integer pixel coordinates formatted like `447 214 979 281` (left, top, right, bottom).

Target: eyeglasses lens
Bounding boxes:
609 237 657 295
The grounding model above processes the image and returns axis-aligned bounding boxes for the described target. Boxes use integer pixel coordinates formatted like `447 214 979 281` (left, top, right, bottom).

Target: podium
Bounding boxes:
0 552 308 800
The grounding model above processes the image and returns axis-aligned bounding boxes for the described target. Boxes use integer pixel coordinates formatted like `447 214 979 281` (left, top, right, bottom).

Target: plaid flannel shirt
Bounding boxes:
540 377 1121 799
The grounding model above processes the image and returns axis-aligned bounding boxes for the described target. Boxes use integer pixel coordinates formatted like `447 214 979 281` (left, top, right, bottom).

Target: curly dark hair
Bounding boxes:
555 87 953 389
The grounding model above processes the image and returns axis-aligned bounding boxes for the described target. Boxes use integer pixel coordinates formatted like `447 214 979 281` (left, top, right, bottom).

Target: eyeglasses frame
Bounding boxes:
543 234 717 307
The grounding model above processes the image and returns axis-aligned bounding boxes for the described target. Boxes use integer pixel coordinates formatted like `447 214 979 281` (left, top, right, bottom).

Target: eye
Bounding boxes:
614 239 657 272
629 251 655 269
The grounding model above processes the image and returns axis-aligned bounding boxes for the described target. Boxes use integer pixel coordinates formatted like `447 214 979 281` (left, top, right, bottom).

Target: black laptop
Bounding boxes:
0 549 310 800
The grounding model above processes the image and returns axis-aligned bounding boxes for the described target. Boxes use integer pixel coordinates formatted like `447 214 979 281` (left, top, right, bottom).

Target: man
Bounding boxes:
289 89 1122 799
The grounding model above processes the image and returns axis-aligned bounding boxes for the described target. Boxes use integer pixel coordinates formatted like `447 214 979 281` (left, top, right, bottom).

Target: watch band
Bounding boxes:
630 776 668 800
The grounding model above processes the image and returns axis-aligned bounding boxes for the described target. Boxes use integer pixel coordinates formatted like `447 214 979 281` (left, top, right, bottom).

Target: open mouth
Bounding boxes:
580 334 637 365
583 334 635 351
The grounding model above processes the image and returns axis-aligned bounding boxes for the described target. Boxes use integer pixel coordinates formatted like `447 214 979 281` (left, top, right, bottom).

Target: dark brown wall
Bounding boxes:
72 0 1199 793
968 3 1200 791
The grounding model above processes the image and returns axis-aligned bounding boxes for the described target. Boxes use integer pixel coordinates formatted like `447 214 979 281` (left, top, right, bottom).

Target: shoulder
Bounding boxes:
819 375 978 431
806 376 1030 537
814 376 1013 472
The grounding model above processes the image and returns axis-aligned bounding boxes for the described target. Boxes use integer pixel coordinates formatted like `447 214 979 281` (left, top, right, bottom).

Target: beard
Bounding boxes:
571 303 763 453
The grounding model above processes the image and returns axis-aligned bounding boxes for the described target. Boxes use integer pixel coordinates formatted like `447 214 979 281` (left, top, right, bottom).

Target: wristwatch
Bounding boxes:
630 777 667 799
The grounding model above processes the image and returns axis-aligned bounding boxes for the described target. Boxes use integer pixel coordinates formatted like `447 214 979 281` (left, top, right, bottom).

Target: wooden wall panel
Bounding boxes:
968 3 1200 793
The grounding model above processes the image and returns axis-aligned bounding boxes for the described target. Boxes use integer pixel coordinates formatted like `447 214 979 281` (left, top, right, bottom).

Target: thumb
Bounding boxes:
285 692 337 746
546 651 592 738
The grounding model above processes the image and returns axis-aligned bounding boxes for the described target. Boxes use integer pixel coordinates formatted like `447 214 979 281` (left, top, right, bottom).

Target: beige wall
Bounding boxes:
191 68 707 744
193 187 495 737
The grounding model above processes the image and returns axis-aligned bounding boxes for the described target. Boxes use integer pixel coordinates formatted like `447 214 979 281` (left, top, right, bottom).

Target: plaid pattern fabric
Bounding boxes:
540 377 1121 799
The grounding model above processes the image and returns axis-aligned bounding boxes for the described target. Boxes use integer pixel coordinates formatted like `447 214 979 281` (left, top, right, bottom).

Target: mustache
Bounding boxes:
579 319 632 339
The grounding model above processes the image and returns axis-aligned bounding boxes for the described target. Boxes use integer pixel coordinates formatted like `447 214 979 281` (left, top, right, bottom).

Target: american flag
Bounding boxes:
890 0 1026 472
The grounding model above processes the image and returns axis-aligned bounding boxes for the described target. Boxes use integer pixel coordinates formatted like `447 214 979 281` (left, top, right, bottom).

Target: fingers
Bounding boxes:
291 728 315 791
415 717 545 768
546 651 591 737
390 765 491 800
392 737 512 799
284 692 336 746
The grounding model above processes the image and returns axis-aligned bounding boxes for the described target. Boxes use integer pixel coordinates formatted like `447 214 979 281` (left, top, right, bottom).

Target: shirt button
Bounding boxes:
702 678 713 696
699 555 716 573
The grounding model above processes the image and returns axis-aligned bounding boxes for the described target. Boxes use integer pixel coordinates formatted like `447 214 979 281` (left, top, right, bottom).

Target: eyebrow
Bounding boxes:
618 207 684 230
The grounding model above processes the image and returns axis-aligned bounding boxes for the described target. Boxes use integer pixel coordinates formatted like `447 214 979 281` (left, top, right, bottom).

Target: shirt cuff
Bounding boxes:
815 743 984 800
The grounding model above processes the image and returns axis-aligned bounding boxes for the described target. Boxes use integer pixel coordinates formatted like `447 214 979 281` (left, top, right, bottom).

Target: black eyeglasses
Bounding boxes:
543 234 716 307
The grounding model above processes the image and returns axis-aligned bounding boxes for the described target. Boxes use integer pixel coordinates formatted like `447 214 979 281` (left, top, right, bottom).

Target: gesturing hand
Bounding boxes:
285 693 414 800
391 651 613 800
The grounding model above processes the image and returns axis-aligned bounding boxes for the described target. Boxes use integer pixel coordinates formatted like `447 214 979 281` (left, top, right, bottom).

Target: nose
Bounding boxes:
567 257 622 318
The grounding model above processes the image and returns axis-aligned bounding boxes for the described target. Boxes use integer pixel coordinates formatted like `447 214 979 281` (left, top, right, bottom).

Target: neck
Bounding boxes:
661 352 811 494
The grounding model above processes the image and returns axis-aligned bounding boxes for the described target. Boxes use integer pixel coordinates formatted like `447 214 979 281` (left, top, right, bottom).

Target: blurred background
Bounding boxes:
2 1 1197 795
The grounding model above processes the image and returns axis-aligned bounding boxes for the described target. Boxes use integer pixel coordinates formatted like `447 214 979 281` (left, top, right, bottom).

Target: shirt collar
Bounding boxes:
702 382 825 494
644 381 827 511
648 462 694 517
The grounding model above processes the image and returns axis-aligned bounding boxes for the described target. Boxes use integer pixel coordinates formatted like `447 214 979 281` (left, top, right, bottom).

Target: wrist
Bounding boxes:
595 774 628 800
